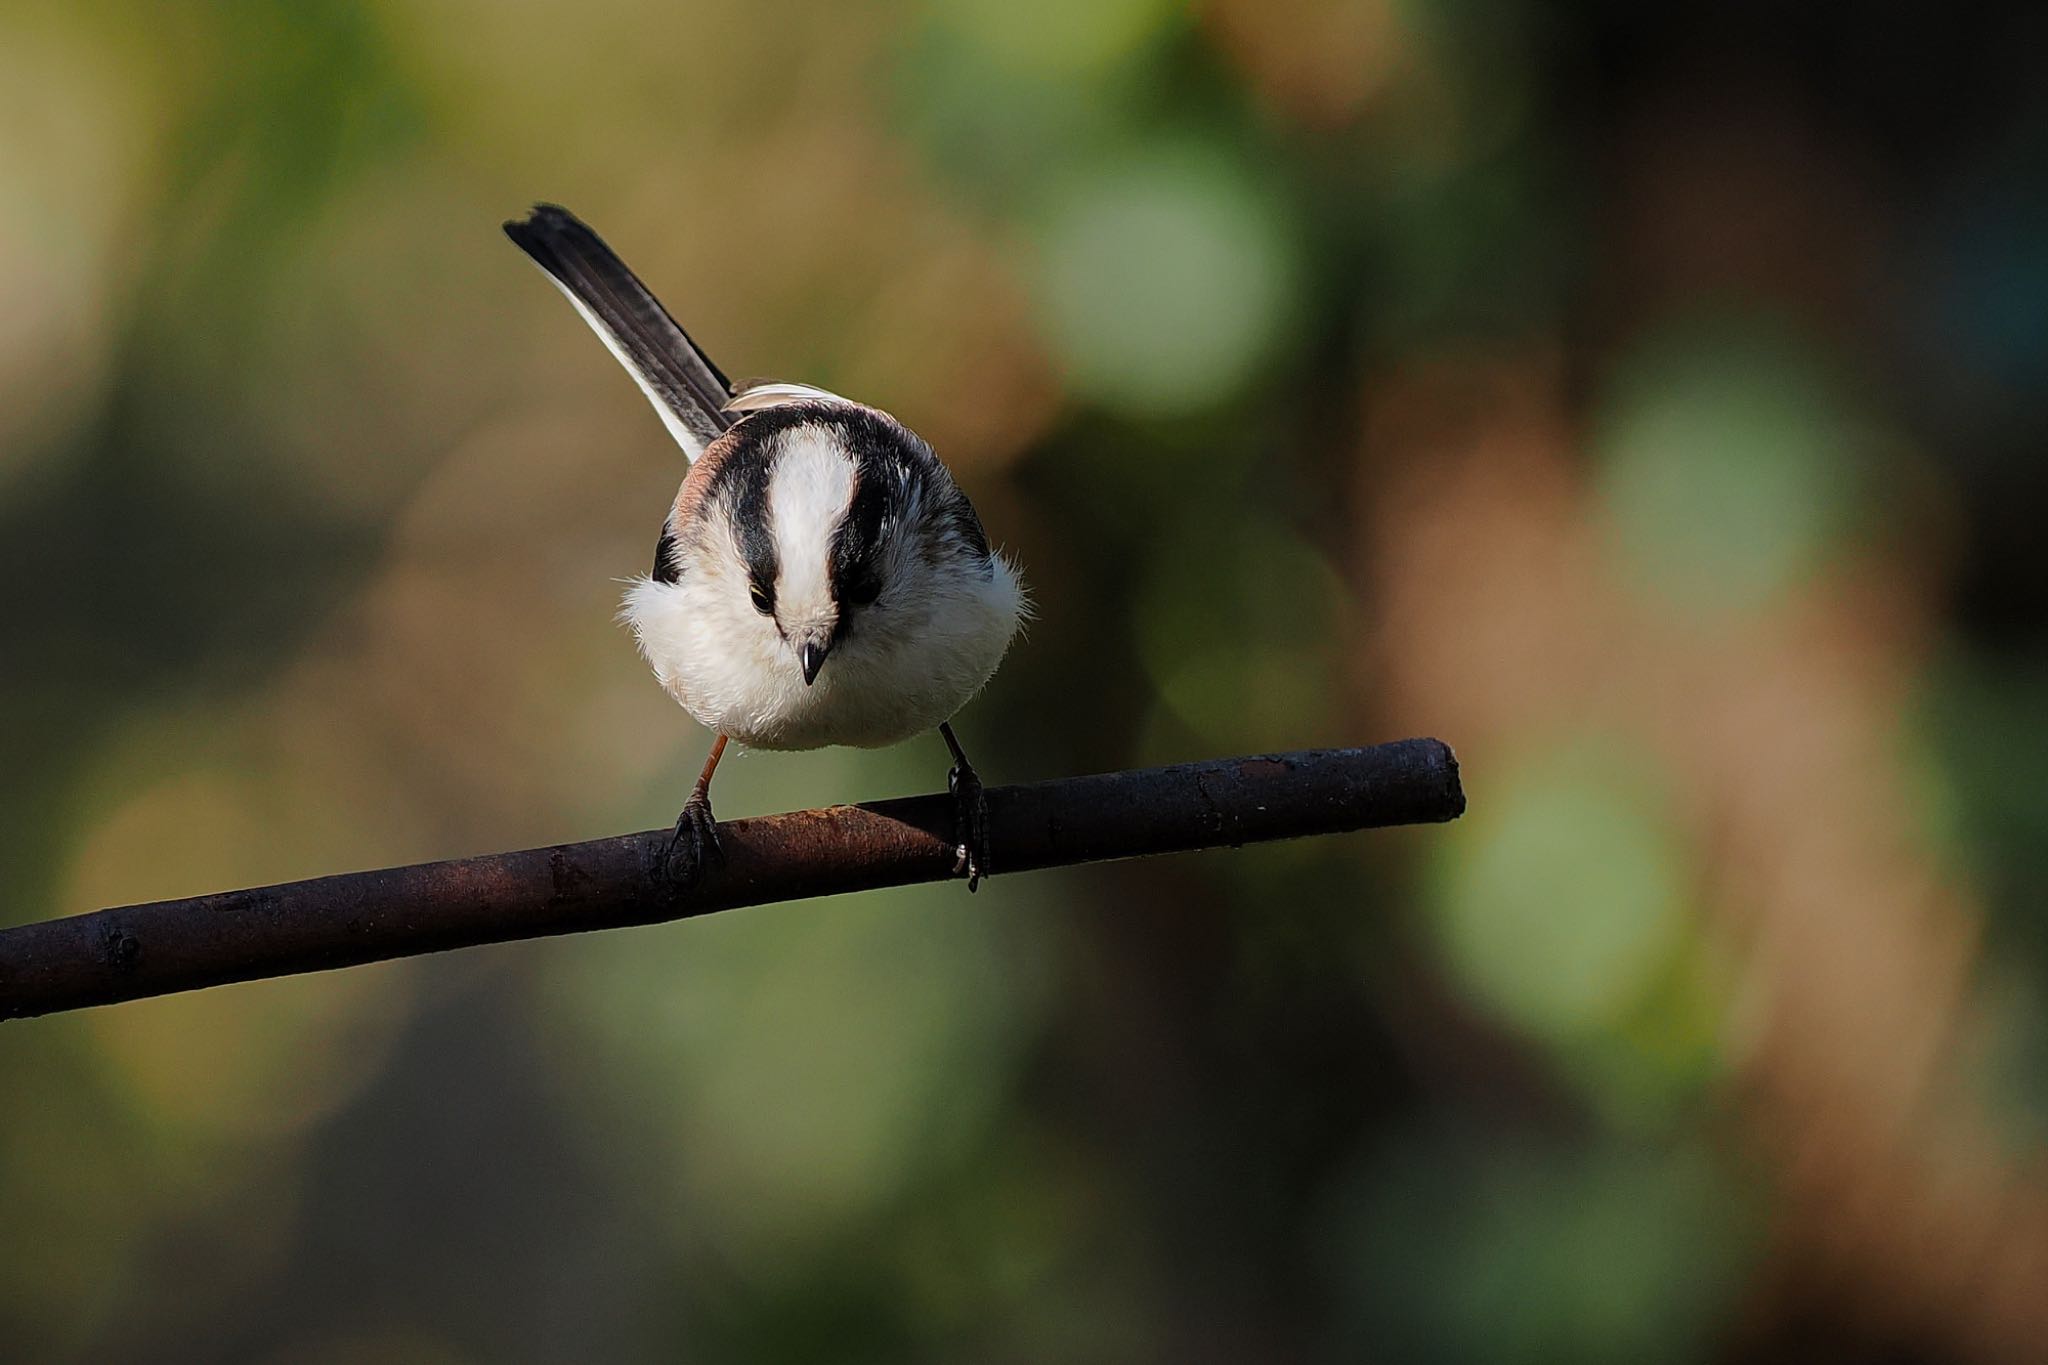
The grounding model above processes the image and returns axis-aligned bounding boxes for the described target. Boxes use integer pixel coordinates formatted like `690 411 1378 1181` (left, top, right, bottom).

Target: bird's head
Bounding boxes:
680 399 993 689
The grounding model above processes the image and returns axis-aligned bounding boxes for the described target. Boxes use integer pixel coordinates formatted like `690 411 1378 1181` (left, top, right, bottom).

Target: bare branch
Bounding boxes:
0 739 1463 1020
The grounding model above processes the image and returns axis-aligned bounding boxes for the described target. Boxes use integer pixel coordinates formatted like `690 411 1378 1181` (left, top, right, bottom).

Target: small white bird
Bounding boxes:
504 204 1024 888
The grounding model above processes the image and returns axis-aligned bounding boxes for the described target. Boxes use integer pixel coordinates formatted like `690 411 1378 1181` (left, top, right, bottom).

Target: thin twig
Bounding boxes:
0 739 1463 1020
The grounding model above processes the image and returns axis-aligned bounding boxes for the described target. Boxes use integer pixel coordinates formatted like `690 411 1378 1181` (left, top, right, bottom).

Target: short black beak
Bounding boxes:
799 640 829 686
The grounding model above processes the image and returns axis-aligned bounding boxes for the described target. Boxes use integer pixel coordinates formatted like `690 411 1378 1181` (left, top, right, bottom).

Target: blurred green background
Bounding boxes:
5 0 2048 1360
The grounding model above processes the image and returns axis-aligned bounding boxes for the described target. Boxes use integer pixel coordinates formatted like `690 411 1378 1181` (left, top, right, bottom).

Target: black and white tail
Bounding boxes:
503 204 734 462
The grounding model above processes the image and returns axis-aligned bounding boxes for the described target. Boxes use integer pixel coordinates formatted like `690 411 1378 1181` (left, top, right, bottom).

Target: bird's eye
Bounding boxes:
844 576 881 607
749 585 774 615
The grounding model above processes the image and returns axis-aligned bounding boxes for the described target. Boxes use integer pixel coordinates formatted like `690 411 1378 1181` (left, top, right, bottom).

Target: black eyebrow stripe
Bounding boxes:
724 435 780 606
650 520 681 583
829 462 890 606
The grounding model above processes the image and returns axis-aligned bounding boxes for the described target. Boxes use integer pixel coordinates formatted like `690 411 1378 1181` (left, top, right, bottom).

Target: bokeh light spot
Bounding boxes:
1432 745 1689 1041
930 0 1182 77
1596 315 1862 617
65 768 414 1140
1035 147 1297 417
1137 511 1349 748
1333 1132 1754 1363
546 888 1045 1260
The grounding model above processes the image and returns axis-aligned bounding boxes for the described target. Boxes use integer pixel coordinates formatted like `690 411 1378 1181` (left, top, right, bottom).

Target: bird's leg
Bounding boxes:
939 722 990 892
663 734 728 889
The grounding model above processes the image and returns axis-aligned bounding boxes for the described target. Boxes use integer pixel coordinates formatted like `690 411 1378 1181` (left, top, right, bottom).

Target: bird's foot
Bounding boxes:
661 788 723 890
948 761 990 892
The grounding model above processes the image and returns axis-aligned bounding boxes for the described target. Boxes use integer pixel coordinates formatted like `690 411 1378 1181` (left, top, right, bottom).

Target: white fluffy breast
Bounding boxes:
622 553 1022 750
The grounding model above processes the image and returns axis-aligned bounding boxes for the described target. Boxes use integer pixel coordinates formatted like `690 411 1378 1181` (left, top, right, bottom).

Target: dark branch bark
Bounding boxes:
0 739 1463 1020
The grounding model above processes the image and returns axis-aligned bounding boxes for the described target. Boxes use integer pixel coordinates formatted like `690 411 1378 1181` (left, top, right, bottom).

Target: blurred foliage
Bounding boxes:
5 0 2048 1361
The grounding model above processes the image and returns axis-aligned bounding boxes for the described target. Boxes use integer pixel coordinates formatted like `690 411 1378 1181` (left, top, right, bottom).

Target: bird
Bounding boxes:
502 204 1025 890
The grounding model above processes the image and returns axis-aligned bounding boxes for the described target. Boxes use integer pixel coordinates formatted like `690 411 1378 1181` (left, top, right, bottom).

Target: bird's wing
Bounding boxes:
503 204 733 462
724 380 858 413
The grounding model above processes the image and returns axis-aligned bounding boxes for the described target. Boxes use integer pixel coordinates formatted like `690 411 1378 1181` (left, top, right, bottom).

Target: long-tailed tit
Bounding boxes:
504 205 1024 888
